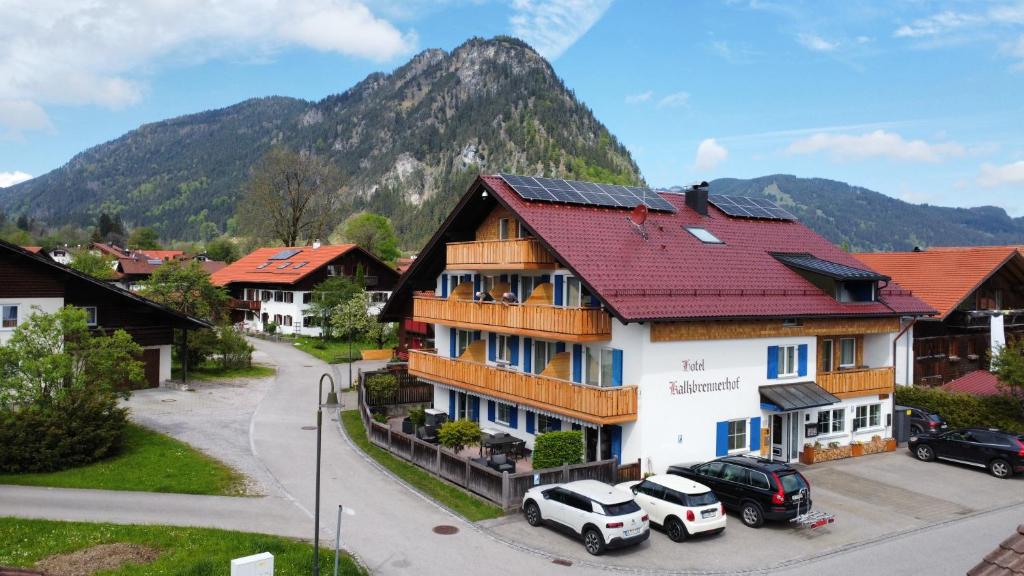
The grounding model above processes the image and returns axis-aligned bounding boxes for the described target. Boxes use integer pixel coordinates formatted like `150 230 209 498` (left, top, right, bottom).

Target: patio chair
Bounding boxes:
417 426 438 444
487 453 515 474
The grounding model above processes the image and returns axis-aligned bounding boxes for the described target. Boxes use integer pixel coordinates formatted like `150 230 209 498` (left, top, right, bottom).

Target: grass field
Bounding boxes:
0 424 246 495
293 336 396 364
0 517 364 575
339 409 503 522
172 362 276 382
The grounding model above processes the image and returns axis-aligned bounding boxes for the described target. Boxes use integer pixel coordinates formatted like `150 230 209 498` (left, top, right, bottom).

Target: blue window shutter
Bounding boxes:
509 335 519 366
488 333 496 362
525 411 535 434
449 328 457 358
473 274 481 300
440 274 449 298
610 426 622 465
611 349 623 387
554 275 564 306
487 400 495 422
716 421 729 456
572 344 583 383
448 390 456 419
509 406 519 429
750 417 762 452
767 346 779 379
511 274 519 297
470 396 480 422
556 342 566 354
523 337 533 372
798 344 808 377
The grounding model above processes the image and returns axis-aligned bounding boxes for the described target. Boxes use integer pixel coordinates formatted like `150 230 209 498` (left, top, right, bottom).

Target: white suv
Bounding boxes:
522 479 649 555
616 474 726 542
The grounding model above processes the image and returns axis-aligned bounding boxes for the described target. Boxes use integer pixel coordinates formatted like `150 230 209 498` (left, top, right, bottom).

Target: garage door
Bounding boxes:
142 348 161 388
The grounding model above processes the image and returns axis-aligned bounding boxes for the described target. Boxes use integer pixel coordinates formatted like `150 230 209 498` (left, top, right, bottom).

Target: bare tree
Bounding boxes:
238 147 340 247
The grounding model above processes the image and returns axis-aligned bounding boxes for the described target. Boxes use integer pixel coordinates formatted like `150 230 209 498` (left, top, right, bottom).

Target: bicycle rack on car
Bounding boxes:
789 488 835 529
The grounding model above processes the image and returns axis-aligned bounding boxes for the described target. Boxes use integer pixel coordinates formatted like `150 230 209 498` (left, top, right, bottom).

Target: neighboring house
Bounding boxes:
20 246 52 261
48 246 71 265
855 247 1024 387
942 370 1020 398
211 242 400 337
113 253 226 291
0 240 211 387
381 175 934 472
967 524 1024 576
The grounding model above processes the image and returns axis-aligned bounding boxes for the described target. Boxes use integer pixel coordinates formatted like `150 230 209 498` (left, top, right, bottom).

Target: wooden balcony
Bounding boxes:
817 367 894 399
413 296 611 342
408 350 637 425
229 298 260 311
446 238 557 270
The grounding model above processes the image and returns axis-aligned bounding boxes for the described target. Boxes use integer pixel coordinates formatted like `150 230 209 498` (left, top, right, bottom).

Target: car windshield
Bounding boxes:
686 491 718 506
600 500 641 516
778 472 808 494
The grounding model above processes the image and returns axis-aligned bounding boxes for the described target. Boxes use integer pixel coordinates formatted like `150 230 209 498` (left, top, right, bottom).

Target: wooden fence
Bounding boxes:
363 369 434 407
357 376 639 511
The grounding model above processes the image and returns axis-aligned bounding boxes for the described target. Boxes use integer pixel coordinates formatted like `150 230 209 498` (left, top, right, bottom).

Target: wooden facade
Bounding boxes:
446 238 558 270
412 296 611 341
651 317 899 342
408 350 638 424
817 367 894 399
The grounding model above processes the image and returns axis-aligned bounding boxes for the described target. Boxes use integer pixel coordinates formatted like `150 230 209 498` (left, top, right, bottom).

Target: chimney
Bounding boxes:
686 181 709 216
312 239 321 249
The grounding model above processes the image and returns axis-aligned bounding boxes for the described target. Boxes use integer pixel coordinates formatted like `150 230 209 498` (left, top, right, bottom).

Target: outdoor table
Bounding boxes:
480 434 526 460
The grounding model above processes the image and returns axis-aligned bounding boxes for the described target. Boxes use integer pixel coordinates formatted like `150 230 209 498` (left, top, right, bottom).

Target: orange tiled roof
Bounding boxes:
210 244 357 286
854 246 1021 319
139 249 184 261
21 246 43 253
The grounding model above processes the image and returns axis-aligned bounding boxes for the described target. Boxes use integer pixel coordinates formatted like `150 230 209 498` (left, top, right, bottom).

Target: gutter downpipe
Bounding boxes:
891 316 917 442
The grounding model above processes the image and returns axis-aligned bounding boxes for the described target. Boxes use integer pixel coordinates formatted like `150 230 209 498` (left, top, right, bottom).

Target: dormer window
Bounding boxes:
685 227 723 244
771 252 887 304
836 281 877 303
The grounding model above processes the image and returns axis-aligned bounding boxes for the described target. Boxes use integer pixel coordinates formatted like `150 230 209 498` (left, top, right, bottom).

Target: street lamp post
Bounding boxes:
313 373 338 576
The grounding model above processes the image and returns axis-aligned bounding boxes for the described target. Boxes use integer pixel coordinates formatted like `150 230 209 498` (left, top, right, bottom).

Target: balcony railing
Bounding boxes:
408 350 637 425
446 238 557 270
413 296 611 341
229 298 261 311
817 367 894 398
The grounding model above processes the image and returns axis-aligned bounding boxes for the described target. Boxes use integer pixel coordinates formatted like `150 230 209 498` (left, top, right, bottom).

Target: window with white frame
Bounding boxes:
496 403 512 425
495 334 513 365
520 276 536 301
840 337 856 368
537 414 559 433
566 277 581 308
727 419 747 451
84 306 98 327
498 218 512 240
818 408 845 434
584 347 619 387
853 404 881 430
533 340 557 375
1 304 18 329
778 345 798 377
456 330 473 357
516 220 530 238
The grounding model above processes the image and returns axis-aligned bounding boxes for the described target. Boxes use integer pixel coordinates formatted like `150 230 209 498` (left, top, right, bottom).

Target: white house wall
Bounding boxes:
894 322 914 386
0 297 64 344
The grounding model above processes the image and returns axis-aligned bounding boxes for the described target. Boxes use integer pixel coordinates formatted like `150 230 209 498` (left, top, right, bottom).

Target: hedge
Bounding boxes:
894 386 1024 434
532 430 584 469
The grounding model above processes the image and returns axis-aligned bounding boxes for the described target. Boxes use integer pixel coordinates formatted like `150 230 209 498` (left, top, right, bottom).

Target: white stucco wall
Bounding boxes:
863 332 893 368
144 344 173 384
0 298 64 344
894 322 915 386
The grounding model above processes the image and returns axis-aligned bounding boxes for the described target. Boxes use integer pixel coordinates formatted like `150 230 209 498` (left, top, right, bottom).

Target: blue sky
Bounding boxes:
2 0 1023 215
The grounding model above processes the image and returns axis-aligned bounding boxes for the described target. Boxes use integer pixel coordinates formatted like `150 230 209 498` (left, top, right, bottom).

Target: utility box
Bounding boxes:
893 405 912 445
231 552 274 576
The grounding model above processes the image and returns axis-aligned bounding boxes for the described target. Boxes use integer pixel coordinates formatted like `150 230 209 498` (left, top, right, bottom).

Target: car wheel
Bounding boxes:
915 444 935 462
666 516 688 542
524 501 542 526
583 527 606 556
989 459 1012 479
740 501 765 528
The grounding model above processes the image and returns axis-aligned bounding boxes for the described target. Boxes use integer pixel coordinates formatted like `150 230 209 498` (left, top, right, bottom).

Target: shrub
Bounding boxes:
365 373 398 400
372 411 388 424
895 386 1024 433
216 326 253 369
265 322 277 335
532 430 584 469
408 406 427 428
438 419 481 453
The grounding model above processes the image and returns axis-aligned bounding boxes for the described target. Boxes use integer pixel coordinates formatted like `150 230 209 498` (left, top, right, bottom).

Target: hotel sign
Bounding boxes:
668 358 741 395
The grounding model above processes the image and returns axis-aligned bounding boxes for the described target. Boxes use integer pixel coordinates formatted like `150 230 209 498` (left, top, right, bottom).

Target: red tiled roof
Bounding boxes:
140 249 185 261
481 176 934 322
210 244 357 286
942 370 1006 397
92 243 128 257
117 257 159 276
854 247 1021 320
21 246 43 253
968 524 1024 576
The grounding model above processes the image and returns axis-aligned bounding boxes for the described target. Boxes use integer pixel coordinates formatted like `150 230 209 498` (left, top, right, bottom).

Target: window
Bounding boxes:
261 290 272 302
533 340 556 375
496 403 512 425
727 419 746 451
537 414 559 433
783 318 803 327
495 334 512 365
370 291 389 303
1 304 18 329
748 471 771 490
777 345 797 377
277 263 291 269
282 315 293 327
293 262 308 270
600 348 614 387
821 339 834 372
636 479 665 499
684 227 723 244
698 462 724 478
854 404 881 430
516 220 530 238
585 347 616 387
303 316 317 327
84 306 98 326
282 292 293 304
327 265 339 276
840 337 856 368
456 330 473 357
256 262 270 269
818 408 845 434
273 314 282 324
246 288 256 301
520 276 536 301
303 292 312 304
720 463 749 483
498 218 511 240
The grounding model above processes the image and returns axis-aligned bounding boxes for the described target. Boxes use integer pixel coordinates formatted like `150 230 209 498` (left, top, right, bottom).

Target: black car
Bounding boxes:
909 428 1024 478
901 405 948 435
667 456 811 528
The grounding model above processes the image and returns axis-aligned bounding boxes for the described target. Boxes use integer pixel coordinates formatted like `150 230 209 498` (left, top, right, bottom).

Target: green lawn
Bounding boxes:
0 424 246 495
339 409 503 522
293 336 396 364
172 362 276 382
0 517 364 575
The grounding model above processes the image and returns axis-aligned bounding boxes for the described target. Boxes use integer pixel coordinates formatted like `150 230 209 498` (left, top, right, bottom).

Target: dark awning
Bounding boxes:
760 381 840 412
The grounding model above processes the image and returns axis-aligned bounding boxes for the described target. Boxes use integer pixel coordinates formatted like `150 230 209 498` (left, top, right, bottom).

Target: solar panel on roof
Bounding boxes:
498 173 676 213
707 194 797 221
269 249 302 260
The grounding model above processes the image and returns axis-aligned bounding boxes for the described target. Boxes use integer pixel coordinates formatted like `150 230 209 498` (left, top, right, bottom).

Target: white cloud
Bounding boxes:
694 138 728 171
894 10 984 38
624 91 652 104
797 33 838 52
978 160 1024 187
785 130 966 163
0 171 33 188
0 100 53 137
510 0 613 60
657 91 690 108
0 0 416 134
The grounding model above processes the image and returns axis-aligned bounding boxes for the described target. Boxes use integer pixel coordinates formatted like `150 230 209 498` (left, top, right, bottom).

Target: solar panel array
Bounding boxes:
708 194 797 221
269 249 302 261
499 174 676 213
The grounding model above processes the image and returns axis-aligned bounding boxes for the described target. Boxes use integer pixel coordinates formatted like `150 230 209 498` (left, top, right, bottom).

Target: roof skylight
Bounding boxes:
256 262 270 269
685 227 723 244
277 263 291 269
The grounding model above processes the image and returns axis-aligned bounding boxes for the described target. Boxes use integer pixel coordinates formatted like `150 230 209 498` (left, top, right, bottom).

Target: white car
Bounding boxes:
616 474 726 542
522 479 650 555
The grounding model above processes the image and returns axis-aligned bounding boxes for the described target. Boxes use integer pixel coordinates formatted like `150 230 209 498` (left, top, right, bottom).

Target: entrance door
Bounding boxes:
789 413 800 461
141 348 161 389
771 414 786 460
585 426 598 462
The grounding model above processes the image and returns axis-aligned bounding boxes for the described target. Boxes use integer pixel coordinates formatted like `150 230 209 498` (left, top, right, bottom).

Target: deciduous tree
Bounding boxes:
69 250 117 280
332 212 401 263
128 227 161 250
205 236 240 263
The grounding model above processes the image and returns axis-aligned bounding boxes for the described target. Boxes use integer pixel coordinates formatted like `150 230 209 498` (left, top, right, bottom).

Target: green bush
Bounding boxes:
438 419 481 453
408 406 426 428
216 326 253 369
265 322 278 335
365 373 398 398
532 430 584 469
895 386 1024 433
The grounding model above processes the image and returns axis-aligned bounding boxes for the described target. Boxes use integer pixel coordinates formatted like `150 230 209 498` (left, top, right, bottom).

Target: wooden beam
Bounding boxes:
651 317 900 342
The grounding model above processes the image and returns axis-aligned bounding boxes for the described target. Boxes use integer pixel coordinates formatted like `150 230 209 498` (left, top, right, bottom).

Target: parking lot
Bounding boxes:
481 450 1024 574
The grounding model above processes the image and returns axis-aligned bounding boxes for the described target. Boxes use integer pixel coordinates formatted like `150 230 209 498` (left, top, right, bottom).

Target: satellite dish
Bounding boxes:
629 204 649 226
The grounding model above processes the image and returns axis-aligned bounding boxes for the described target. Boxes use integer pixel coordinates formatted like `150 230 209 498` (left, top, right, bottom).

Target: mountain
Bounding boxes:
692 175 1024 252
0 37 640 248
